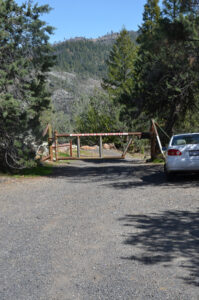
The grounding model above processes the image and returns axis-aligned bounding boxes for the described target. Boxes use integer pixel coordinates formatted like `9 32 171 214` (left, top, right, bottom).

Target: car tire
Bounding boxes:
164 164 175 181
165 172 175 181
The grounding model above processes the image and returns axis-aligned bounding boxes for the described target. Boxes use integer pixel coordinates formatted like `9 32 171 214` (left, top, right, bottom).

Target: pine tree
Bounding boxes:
141 0 160 32
0 0 55 170
162 0 181 20
75 90 124 145
135 0 199 135
137 0 160 56
102 29 138 128
164 0 199 16
102 29 137 99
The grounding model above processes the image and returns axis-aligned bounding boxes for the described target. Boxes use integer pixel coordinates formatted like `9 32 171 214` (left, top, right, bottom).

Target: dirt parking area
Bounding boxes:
0 158 198 299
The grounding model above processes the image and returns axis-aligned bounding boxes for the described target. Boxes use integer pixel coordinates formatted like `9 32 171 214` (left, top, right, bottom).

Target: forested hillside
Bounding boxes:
46 30 138 132
52 31 138 78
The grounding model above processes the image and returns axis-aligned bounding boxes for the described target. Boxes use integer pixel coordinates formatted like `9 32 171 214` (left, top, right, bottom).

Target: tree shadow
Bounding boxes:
80 158 145 165
119 210 199 286
104 170 199 189
50 160 199 189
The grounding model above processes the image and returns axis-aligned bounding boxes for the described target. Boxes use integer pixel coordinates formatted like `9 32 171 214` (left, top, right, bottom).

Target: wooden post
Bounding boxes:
99 136 103 158
70 139 73 157
48 124 53 161
55 130 58 161
121 138 133 158
77 136 80 158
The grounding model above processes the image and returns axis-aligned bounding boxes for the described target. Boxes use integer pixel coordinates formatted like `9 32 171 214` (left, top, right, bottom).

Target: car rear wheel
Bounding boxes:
164 164 175 181
165 172 175 181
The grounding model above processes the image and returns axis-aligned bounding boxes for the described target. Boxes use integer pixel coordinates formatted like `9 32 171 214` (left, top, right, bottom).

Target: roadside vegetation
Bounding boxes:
0 165 53 178
0 0 55 171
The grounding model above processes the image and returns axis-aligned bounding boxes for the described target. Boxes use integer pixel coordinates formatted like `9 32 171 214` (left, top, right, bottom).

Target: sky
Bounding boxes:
16 0 149 43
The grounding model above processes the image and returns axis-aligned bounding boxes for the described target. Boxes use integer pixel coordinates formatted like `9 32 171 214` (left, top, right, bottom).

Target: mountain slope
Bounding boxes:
48 70 101 114
48 30 138 120
53 30 138 79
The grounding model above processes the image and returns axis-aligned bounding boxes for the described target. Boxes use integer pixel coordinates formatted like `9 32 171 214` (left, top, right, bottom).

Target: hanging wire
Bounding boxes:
155 122 171 140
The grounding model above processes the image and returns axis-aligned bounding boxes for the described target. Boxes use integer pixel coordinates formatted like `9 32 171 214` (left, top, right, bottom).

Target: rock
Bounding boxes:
103 143 115 150
81 145 98 150
36 142 49 156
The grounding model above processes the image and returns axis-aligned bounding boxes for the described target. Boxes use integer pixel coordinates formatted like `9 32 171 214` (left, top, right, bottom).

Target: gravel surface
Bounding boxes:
0 158 198 300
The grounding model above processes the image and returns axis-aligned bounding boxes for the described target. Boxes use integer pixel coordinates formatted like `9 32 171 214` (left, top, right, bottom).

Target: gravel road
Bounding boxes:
0 158 198 300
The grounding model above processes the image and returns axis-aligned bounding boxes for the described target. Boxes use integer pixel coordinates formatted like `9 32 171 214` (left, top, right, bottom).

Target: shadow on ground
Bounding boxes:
51 159 199 189
119 210 199 286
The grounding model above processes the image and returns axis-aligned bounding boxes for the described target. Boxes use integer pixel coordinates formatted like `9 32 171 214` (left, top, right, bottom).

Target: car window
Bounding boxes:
172 134 199 146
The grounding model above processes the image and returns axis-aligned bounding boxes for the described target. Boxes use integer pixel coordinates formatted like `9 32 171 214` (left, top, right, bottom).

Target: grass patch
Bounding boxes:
14 165 53 177
57 150 98 159
151 157 165 164
0 172 10 178
58 152 70 157
80 150 98 157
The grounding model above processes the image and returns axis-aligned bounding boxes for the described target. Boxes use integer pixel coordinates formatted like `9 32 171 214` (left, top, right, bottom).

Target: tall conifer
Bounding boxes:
135 0 199 135
163 0 181 20
0 0 55 170
142 0 160 31
102 29 137 99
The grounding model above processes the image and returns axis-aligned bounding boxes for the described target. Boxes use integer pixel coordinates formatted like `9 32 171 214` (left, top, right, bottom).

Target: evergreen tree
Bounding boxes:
141 0 160 32
75 90 124 144
0 0 55 170
165 0 199 16
137 0 160 50
162 0 181 20
102 29 137 99
102 29 139 128
134 0 199 135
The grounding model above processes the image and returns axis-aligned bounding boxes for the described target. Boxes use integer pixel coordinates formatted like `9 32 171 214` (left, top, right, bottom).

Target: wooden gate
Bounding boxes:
42 120 167 162
52 131 151 161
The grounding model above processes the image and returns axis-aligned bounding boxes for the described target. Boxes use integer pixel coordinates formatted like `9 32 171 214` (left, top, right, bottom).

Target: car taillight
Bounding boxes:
168 149 182 156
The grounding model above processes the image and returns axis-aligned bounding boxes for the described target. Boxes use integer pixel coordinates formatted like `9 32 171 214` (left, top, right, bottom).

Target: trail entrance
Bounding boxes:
42 120 168 162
